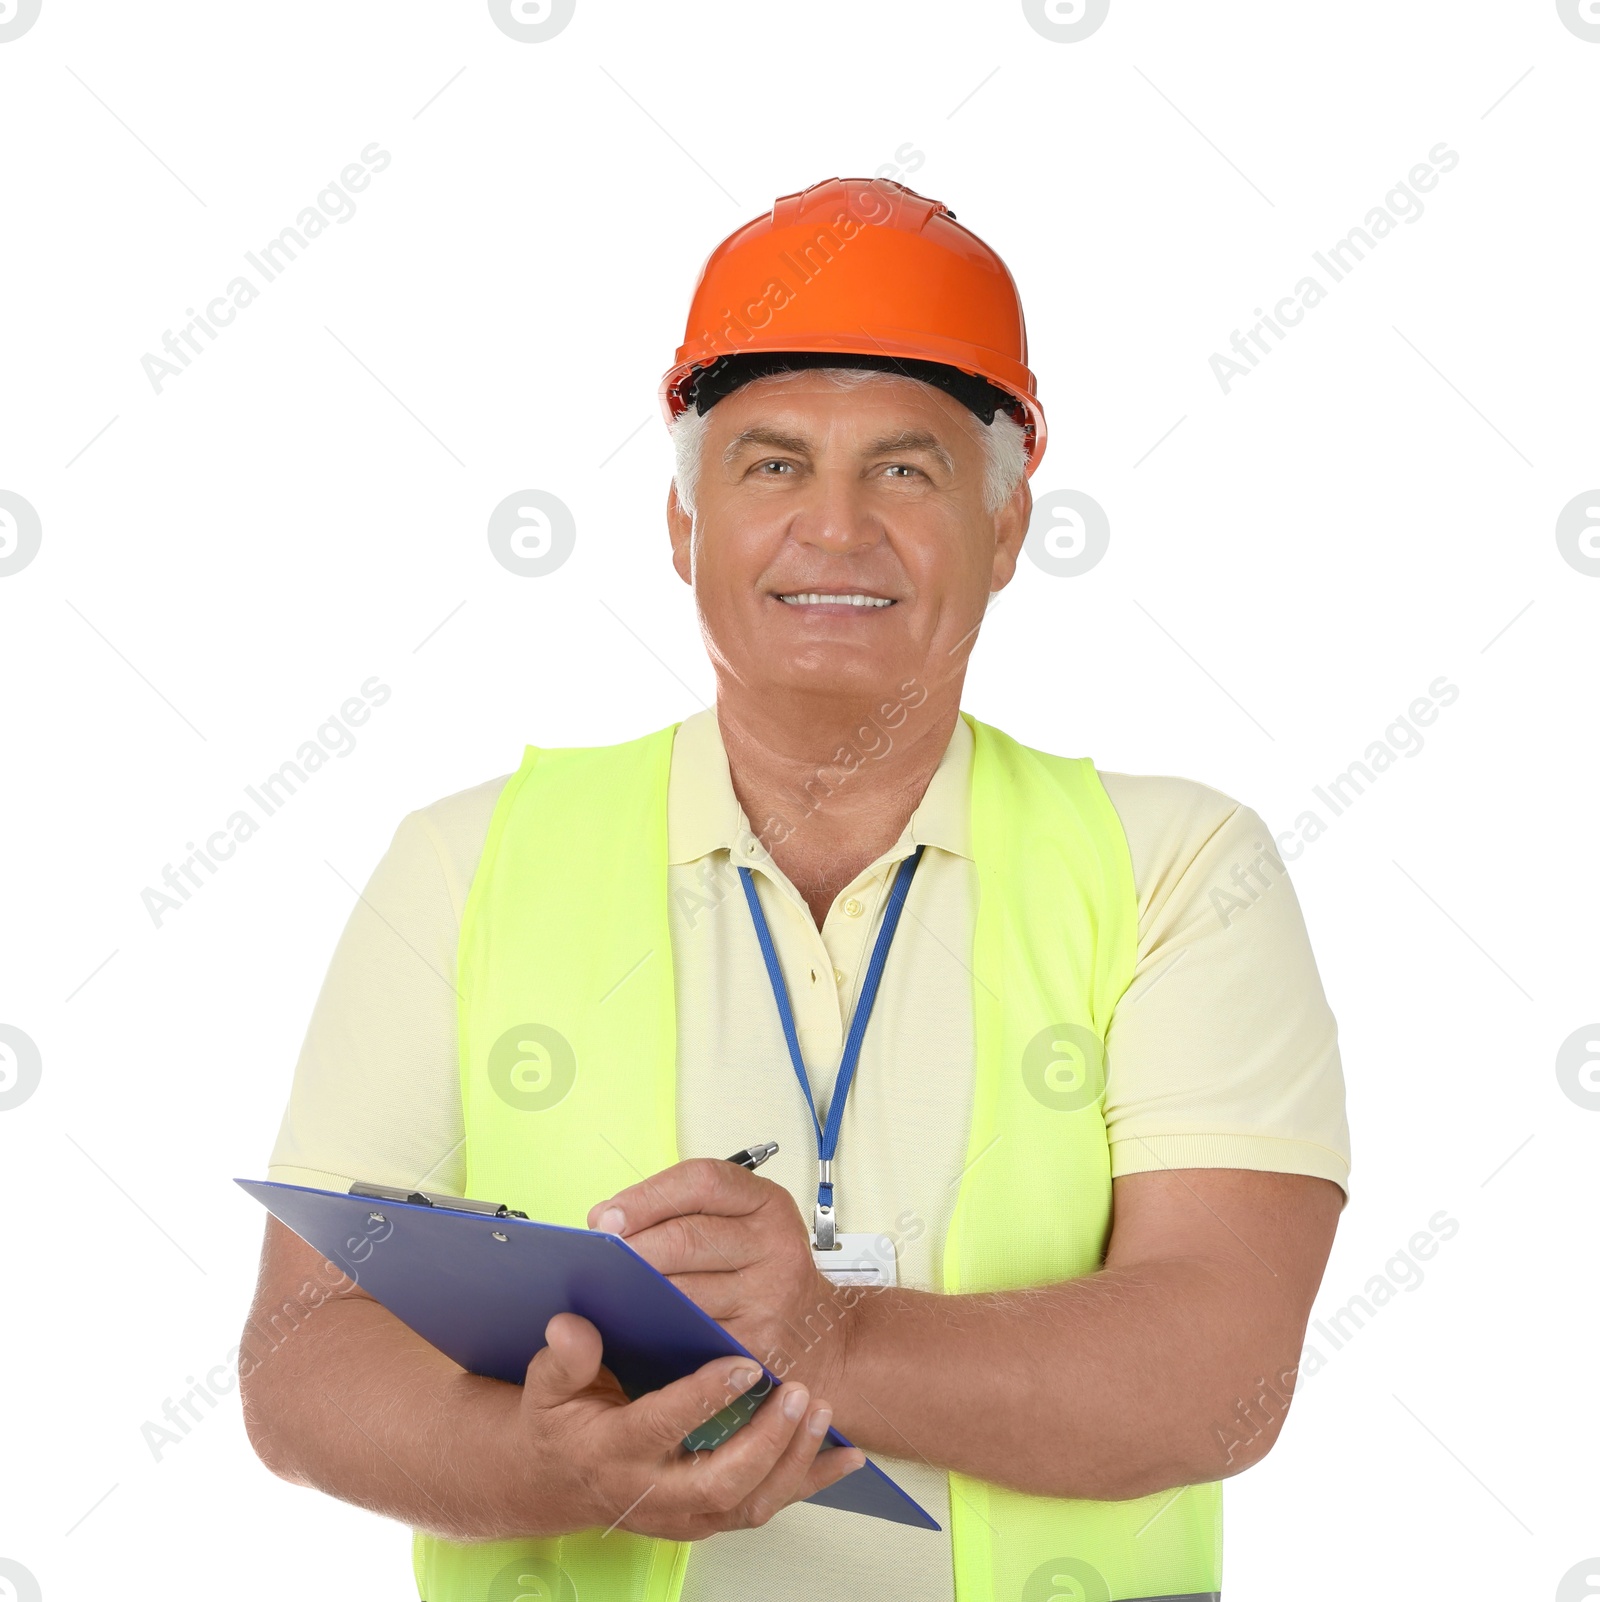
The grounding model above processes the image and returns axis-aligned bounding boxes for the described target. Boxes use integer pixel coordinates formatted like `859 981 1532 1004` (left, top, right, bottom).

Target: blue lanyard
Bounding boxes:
737 842 926 1249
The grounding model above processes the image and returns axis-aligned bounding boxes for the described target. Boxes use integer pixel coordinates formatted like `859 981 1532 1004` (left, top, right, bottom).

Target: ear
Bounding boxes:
667 482 692 586
987 476 1033 595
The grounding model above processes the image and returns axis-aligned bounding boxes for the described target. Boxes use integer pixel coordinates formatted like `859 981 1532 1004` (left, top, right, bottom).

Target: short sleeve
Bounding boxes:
264 776 508 1198
1098 773 1351 1201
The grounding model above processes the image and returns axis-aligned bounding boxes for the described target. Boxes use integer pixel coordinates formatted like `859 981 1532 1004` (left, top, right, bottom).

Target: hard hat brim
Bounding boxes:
660 335 1046 473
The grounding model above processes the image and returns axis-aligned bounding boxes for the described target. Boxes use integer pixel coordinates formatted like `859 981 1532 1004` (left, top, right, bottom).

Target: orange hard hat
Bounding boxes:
660 177 1047 473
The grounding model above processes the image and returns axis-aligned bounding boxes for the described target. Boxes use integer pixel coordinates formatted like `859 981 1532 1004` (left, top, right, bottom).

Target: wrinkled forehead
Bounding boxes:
707 370 987 456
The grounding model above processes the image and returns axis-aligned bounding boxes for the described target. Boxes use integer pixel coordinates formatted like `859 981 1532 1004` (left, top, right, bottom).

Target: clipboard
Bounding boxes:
237 1178 939 1531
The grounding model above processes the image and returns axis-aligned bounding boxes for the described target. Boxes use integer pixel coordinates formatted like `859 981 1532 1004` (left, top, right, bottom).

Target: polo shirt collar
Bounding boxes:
666 706 973 866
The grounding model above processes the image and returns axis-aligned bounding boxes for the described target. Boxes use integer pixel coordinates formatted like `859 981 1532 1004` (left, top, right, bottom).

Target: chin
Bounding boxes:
766 660 906 698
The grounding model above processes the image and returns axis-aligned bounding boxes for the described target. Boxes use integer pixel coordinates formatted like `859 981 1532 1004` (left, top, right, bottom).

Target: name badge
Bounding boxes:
813 1230 897 1288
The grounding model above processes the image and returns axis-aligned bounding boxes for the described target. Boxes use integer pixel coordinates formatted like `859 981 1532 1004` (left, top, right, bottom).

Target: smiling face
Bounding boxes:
667 372 1031 711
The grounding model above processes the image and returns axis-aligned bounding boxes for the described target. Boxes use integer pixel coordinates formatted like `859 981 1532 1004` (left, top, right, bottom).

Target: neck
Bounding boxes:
715 678 961 925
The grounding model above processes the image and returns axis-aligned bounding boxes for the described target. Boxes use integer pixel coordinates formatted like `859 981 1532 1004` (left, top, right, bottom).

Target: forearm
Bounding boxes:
825 1257 1298 1500
239 1295 568 1542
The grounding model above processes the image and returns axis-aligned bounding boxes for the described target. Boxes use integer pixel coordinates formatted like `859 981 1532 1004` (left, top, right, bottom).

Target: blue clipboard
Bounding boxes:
237 1178 939 1531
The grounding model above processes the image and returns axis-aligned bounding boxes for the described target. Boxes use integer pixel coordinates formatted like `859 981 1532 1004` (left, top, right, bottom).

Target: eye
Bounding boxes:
754 459 796 476
881 463 924 480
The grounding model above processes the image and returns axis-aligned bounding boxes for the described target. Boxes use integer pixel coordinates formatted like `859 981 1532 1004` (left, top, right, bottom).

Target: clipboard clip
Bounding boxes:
349 1181 528 1220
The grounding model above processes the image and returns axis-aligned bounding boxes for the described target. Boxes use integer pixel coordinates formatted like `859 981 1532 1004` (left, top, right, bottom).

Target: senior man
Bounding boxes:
241 178 1349 1602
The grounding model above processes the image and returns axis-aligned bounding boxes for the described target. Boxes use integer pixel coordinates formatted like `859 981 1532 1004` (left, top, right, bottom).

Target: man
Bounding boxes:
241 177 1349 1602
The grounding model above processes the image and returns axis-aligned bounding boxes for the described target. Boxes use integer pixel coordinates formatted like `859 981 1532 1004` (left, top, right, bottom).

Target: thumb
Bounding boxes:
523 1312 603 1408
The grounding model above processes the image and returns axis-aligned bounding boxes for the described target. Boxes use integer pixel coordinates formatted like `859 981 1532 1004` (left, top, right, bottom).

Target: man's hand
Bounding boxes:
242 1216 862 1545
489 1312 864 1541
576 1162 1344 1505
586 1159 853 1394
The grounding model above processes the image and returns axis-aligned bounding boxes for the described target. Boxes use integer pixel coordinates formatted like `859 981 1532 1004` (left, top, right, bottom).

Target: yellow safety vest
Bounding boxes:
415 712 1223 1602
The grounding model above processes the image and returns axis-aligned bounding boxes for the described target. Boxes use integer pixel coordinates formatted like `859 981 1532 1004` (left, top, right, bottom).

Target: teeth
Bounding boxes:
777 593 893 607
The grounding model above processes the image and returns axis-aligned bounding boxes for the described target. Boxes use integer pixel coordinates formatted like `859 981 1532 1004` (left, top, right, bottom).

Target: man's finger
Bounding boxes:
522 1312 604 1405
623 1355 772 1453
587 1158 762 1236
788 1430 869 1506
671 1380 818 1515
622 1212 760 1279
733 1402 861 1529
654 1271 745 1324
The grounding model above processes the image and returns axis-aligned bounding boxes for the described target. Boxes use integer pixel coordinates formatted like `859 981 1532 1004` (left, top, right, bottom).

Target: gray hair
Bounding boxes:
670 367 1028 518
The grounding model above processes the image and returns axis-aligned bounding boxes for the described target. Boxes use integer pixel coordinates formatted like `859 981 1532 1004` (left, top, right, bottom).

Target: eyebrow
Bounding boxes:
720 425 956 474
721 426 813 465
862 429 955 474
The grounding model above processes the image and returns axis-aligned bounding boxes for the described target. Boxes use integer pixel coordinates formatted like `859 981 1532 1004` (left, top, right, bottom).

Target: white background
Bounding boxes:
2 1 1597 1597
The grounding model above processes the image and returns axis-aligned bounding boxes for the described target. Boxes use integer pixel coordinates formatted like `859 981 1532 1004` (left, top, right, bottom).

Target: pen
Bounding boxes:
725 1141 779 1171
681 1141 781 1455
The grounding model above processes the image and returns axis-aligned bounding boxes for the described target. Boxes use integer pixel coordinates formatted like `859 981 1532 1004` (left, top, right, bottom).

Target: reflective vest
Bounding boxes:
414 713 1223 1602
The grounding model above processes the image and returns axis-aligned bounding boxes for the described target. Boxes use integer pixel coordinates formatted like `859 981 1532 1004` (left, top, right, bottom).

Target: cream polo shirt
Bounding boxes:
266 707 1350 1602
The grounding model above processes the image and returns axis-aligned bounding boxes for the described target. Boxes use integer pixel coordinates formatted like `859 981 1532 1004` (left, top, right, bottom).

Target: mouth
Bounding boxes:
771 590 897 610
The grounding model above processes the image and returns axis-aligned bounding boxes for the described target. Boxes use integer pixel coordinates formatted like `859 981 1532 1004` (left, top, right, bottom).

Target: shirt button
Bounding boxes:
843 897 864 918
833 967 845 985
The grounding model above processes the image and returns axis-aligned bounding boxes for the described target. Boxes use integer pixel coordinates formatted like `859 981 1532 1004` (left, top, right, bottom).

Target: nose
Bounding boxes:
787 468 885 557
